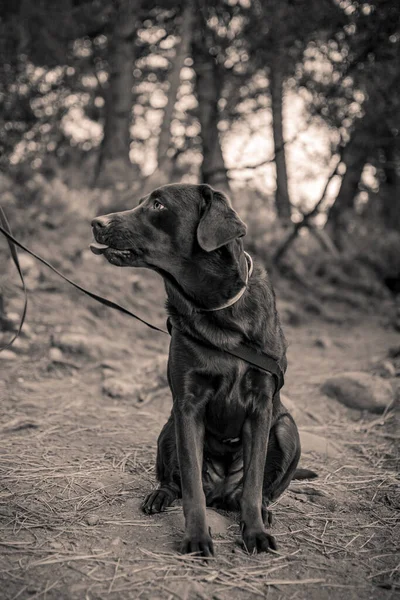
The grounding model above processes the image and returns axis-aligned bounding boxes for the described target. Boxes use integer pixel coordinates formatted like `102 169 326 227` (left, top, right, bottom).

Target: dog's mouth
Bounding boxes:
90 242 109 255
90 242 132 257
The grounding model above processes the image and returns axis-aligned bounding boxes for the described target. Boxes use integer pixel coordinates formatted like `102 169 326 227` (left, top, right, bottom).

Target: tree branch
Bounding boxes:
272 145 346 264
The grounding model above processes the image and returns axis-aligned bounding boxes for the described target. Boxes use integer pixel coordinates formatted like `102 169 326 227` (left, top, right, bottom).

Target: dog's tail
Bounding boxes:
293 468 318 480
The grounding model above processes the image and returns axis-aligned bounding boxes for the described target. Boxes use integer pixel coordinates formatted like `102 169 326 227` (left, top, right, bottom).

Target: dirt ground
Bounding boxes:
1 227 399 600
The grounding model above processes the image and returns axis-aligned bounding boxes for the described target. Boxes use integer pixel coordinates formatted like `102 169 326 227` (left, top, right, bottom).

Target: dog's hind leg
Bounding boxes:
142 413 181 514
262 413 301 514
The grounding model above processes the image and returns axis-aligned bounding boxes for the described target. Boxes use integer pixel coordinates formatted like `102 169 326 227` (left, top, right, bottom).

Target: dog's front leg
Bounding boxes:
174 402 214 557
241 402 277 553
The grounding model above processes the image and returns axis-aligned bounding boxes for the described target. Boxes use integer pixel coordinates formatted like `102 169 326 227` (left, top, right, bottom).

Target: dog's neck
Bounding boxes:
201 252 253 312
162 243 249 315
162 247 287 361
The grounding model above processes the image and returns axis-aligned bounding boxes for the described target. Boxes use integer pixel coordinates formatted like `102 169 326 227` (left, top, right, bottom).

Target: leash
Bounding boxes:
0 206 168 337
165 318 283 392
0 206 283 391
0 206 28 350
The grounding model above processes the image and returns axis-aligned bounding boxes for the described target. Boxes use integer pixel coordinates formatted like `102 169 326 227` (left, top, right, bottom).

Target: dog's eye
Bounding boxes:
153 200 166 211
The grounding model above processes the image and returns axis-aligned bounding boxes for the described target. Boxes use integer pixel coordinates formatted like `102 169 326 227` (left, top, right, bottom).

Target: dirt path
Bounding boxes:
0 250 399 600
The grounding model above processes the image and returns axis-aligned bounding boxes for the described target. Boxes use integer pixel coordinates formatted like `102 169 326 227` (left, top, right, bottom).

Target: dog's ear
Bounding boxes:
196 184 247 252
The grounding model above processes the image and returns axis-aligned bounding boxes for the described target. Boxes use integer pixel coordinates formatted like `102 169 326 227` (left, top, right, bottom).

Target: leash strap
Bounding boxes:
0 208 168 346
226 344 284 392
0 206 284 391
0 207 28 350
166 318 284 392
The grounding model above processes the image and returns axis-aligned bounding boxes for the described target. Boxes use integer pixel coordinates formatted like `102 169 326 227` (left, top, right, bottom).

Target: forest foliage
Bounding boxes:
0 0 399 292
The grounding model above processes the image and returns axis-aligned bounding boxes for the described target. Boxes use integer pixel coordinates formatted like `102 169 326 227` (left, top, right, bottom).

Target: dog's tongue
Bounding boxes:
90 242 109 255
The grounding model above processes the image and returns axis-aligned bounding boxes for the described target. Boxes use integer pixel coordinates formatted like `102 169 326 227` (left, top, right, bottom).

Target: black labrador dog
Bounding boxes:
91 183 314 557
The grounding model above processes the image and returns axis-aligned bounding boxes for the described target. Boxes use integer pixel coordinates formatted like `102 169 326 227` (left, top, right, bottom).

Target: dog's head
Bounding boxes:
90 184 247 271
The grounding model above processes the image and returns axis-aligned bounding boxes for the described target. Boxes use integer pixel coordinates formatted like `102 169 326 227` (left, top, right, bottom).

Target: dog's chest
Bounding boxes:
203 365 270 439
169 336 275 438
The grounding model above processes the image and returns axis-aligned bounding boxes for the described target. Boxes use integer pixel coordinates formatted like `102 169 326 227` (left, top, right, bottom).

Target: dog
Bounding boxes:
91 183 314 557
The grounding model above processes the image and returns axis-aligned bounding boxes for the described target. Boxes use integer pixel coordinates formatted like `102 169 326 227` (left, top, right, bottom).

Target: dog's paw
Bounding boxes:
142 488 175 514
180 530 214 558
241 526 277 553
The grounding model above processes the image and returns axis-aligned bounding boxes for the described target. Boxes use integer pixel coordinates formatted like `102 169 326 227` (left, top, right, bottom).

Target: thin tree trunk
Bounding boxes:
157 3 193 173
270 58 291 222
209 123 230 192
144 2 193 193
95 0 140 188
193 53 229 192
325 127 370 247
192 5 230 194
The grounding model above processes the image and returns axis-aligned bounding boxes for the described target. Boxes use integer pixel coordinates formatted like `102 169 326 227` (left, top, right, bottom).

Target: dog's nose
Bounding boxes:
91 216 110 233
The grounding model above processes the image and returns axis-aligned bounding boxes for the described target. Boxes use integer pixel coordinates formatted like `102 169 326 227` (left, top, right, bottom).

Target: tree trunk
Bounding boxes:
382 136 400 231
144 2 193 193
270 58 291 222
95 0 140 188
192 15 230 194
157 3 193 173
193 54 229 192
325 127 370 247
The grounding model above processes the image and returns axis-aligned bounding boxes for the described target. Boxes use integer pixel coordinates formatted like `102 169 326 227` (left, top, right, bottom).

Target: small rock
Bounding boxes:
290 486 326 497
100 360 121 375
101 367 117 380
309 495 337 512
5 312 21 326
53 333 104 358
49 347 64 362
49 540 63 550
0 350 18 361
111 537 122 546
10 337 30 354
322 372 394 414
1 417 38 432
314 336 332 349
293 493 309 503
86 514 100 526
165 508 232 537
299 430 342 459
207 509 233 536
1 190 17 207
102 378 142 399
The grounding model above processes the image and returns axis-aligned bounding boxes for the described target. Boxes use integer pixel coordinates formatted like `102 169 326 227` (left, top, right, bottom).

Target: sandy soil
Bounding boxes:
0 231 399 600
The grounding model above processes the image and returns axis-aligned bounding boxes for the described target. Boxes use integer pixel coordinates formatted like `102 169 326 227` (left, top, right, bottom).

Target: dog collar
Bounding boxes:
202 251 253 312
